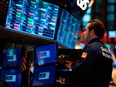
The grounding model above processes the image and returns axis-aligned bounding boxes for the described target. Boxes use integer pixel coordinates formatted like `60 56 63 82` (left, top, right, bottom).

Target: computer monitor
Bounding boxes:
108 31 116 38
2 48 21 68
56 8 80 49
32 65 56 86
0 69 22 87
5 0 59 40
35 43 57 66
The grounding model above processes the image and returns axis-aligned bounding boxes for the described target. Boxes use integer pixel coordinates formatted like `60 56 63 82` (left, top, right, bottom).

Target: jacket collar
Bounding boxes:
88 38 103 44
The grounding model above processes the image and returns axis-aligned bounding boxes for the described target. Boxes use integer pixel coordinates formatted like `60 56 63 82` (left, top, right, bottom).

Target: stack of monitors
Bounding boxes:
5 0 59 39
2 48 21 68
32 43 57 86
0 69 22 87
0 0 9 26
56 8 80 49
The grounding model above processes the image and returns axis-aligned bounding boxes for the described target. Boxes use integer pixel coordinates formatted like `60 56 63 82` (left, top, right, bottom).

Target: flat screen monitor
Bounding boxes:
5 0 59 40
108 31 116 38
35 43 57 66
0 69 22 87
2 48 21 68
32 65 56 86
56 8 80 49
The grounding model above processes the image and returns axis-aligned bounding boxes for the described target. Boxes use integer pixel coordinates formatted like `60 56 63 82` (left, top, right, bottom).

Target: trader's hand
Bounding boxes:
65 60 73 69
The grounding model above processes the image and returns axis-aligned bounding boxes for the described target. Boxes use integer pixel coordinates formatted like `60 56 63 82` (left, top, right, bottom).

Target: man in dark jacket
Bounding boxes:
65 19 113 87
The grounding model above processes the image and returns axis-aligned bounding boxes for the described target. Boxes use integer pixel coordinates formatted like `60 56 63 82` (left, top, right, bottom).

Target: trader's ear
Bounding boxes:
90 29 94 34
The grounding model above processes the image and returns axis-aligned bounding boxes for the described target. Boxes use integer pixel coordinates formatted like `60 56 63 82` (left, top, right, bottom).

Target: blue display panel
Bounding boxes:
35 43 57 66
108 31 116 38
5 0 59 39
32 66 56 86
3 48 21 67
0 69 22 87
56 9 80 49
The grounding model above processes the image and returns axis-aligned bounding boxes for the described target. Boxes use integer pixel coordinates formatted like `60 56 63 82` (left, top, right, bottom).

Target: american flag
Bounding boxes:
20 56 27 71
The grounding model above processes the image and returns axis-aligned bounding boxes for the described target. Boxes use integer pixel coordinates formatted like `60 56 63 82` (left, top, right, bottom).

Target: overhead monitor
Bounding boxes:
5 0 59 39
56 8 80 49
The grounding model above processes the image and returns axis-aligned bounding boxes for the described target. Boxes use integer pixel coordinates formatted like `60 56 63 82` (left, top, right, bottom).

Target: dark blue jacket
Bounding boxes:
70 38 113 87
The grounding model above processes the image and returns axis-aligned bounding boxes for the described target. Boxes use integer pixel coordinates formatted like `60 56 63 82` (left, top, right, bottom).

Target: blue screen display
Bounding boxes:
32 65 56 86
5 0 59 39
35 43 57 66
56 8 80 49
108 31 116 38
3 48 21 67
0 69 22 87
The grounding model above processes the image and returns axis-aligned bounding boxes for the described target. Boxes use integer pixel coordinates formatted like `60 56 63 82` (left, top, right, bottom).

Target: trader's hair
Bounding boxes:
88 19 105 39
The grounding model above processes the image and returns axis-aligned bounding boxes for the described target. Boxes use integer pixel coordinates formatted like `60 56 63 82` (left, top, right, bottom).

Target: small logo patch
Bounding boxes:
81 52 88 58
